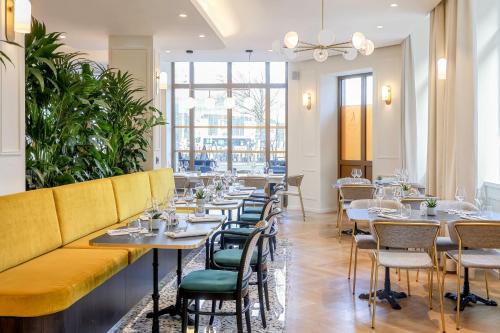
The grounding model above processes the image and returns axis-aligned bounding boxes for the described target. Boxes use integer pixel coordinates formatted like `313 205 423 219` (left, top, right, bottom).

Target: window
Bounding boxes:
171 62 287 173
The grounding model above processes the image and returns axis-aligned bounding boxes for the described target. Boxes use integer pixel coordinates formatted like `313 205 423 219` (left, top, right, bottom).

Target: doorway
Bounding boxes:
338 73 373 180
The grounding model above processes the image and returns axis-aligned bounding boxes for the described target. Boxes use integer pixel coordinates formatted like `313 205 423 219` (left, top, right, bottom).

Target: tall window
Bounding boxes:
172 62 287 173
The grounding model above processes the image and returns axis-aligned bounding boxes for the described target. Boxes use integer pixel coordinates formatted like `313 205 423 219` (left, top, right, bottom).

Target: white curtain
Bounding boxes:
426 0 477 201
401 37 418 183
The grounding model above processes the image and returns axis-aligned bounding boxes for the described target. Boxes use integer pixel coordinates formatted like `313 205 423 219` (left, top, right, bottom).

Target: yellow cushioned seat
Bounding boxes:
0 189 62 273
148 168 175 202
63 220 149 263
0 248 128 317
111 172 152 221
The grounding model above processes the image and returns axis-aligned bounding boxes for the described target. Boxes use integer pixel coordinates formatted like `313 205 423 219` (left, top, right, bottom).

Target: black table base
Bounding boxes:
445 268 497 311
359 267 407 310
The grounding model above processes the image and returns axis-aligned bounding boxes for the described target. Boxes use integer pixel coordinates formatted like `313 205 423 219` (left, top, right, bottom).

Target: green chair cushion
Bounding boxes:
243 206 264 214
213 249 260 267
239 213 261 222
180 270 238 292
223 228 254 239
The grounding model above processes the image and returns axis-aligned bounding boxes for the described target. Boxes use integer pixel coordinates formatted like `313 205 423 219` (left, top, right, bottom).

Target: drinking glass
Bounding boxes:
419 202 427 216
144 201 156 236
351 169 356 179
455 186 466 203
184 188 194 218
393 187 403 203
357 169 363 178
374 186 385 209
127 219 141 239
402 204 412 218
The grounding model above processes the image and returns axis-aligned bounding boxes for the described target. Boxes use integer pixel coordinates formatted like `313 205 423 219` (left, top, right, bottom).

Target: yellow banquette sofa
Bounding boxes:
0 168 180 333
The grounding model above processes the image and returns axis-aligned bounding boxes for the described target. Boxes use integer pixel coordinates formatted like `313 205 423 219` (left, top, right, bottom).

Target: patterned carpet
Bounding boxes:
109 239 291 332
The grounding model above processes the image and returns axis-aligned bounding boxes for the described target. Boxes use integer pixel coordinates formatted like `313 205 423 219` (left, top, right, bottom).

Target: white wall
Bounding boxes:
0 1 25 195
288 45 403 212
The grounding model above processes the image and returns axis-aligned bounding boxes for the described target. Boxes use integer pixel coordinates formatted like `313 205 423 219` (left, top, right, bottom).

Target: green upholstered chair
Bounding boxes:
179 223 267 333
210 210 281 328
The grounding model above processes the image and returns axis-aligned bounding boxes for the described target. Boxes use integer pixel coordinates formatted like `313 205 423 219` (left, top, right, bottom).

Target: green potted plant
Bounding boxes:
425 198 438 216
195 188 206 217
215 182 224 200
401 183 412 197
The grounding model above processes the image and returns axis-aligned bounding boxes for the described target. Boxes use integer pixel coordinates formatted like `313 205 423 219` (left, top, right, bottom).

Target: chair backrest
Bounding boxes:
452 221 500 249
337 177 371 185
350 199 402 210
242 176 267 189
371 220 440 249
237 222 266 290
260 198 277 219
437 200 478 212
287 174 304 187
174 175 190 190
260 209 281 257
339 185 376 201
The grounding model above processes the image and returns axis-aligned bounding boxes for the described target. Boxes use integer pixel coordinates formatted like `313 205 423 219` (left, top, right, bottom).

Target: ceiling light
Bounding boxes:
165 50 171 53
267 49 273 52
390 3 398 7
275 0 373 63
377 25 384 29
199 34 206 38
59 34 67 39
179 13 188 18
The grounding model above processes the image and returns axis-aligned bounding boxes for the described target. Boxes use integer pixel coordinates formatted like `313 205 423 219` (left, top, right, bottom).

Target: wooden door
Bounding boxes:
338 73 373 180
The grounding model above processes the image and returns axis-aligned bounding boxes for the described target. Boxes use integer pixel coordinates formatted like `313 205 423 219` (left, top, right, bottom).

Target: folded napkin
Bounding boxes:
175 200 187 204
187 216 224 223
458 214 487 221
227 191 248 196
212 200 238 205
165 230 209 238
107 229 130 236
377 213 406 220
239 186 256 190
368 207 397 214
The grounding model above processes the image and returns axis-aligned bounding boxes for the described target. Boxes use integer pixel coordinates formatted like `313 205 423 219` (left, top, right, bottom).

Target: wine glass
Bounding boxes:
402 204 412 219
393 187 403 203
475 188 484 214
455 186 466 203
144 199 156 236
184 188 194 218
374 186 385 209
127 219 141 239
356 169 363 179
351 169 356 179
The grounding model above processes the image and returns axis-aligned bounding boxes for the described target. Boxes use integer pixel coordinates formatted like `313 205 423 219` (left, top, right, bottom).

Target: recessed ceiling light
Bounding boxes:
377 25 384 29
59 35 66 39
199 34 206 38
390 3 398 7
267 49 273 52
179 13 187 18
165 50 171 53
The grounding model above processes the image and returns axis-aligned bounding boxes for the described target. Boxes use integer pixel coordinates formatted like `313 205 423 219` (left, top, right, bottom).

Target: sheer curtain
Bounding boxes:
426 0 477 201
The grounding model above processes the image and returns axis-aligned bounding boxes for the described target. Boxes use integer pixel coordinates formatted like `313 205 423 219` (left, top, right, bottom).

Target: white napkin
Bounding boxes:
458 214 487 221
212 200 238 205
227 191 248 196
377 213 406 220
107 229 130 236
239 186 256 190
368 207 397 214
187 216 224 223
165 230 209 238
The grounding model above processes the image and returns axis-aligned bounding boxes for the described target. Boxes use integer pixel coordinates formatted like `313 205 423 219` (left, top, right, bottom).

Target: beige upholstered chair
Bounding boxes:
338 185 375 239
369 220 445 332
277 174 306 221
446 221 500 330
347 200 402 294
335 178 371 228
174 175 190 192
241 176 268 196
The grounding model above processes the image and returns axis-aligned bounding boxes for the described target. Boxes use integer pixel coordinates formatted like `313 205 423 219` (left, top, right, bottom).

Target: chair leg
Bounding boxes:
219 300 224 310
194 299 200 333
209 300 216 325
298 187 306 221
371 264 379 329
456 262 462 330
236 297 244 333
353 246 359 295
338 208 344 241
416 269 419 282
264 277 271 310
430 267 434 309
398 268 401 281
269 241 275 261
348 236 354 280
369 258 375 307
181 298 189 333
406 270 411 296
244 295 252 333
433 251 446 333
485 270 490 299
257 268 267 328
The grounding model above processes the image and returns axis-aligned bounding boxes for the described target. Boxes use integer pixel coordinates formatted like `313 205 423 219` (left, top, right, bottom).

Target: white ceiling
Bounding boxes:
33 0 439 63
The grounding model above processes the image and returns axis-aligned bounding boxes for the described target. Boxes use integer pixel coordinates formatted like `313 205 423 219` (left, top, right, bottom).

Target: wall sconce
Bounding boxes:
381 85 392 105
437 58 447 80
302 92 312 110
5 0 31 41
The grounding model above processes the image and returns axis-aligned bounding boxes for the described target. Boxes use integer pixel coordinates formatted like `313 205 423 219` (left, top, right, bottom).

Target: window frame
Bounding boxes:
171 62 288 173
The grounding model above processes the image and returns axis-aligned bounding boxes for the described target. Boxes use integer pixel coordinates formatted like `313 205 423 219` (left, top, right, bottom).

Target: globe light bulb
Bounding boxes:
284 31 299 49
243 97 255 109
351 32 366 50
313 48 328 62
224 96 235 109
318 29 335 46
342 48 358 61
362 40 375 56
186 97 196 109
205 96 216 108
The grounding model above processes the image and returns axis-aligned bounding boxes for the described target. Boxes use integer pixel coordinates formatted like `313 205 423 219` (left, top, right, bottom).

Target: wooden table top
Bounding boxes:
90 215 227 250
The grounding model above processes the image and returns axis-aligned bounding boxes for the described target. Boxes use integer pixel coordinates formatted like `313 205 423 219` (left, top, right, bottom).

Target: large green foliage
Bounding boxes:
25 20 164 189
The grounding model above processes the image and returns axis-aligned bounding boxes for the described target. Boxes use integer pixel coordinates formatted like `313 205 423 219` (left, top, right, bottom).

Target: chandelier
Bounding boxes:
273 0 374 62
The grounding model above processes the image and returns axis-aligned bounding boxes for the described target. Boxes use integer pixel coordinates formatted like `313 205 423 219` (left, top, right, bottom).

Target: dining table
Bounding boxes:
347 207 500 310
90 214 227 333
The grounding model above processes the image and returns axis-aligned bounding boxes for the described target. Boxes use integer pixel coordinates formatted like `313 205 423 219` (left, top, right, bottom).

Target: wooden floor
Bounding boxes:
281 210 500 333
